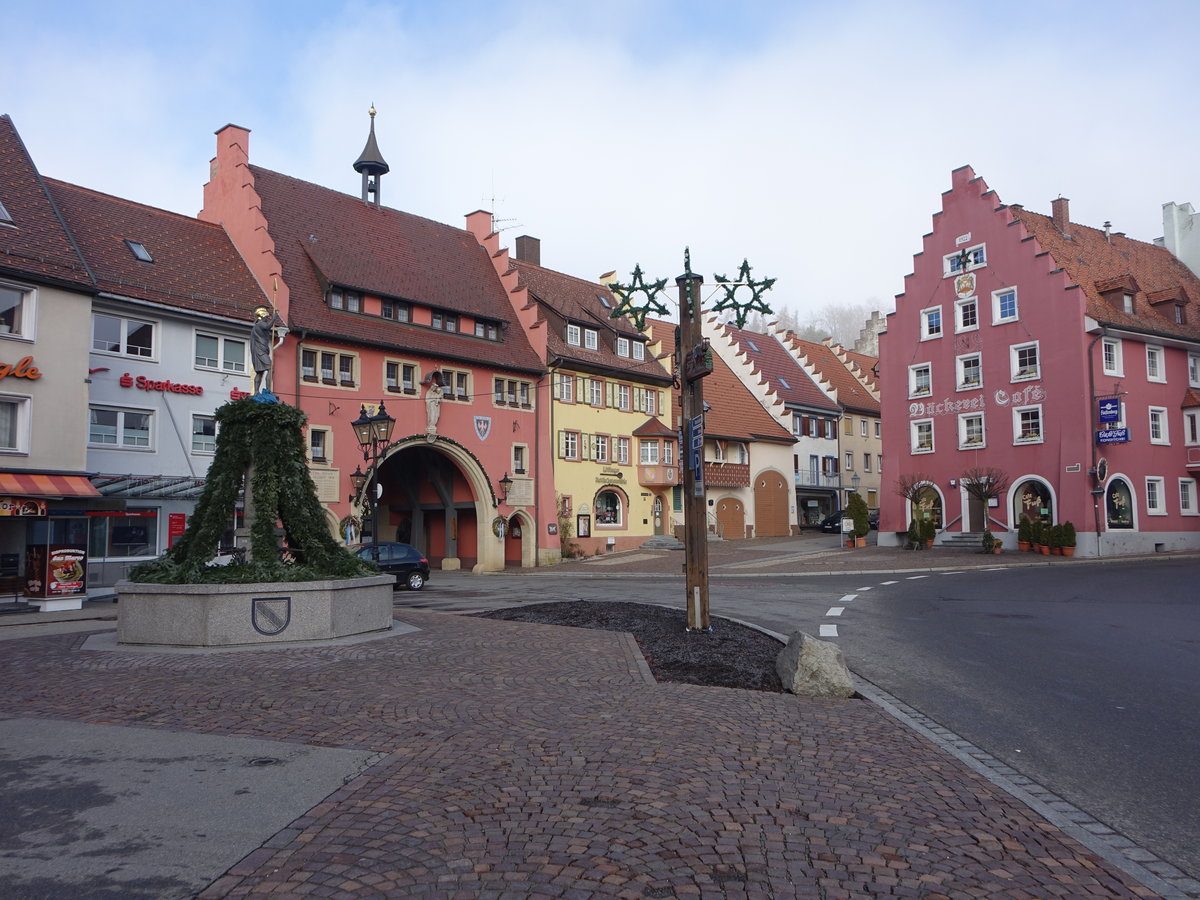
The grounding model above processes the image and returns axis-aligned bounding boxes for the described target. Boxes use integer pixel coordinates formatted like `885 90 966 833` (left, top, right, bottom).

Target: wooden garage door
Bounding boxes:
716 498 745 541
754 471 790 537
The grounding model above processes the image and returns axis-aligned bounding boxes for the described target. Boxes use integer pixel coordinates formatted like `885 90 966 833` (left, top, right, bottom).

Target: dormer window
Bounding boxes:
632 342 645 361
125 240 153 263
567 324 581 346
329 287 361 312
584 329 598 351
474 320 500 340
1176 305 1187 325
1122 294 1134 315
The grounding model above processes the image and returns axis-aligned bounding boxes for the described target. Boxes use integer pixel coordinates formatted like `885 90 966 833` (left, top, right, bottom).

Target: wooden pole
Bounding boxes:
677 269 710 631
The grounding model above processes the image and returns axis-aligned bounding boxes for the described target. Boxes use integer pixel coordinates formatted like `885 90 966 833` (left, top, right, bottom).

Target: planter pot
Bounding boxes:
925 540 934 549
1051 547 1062 555
855 536 867 548
1062 546 1075 557
992 545 1002 554
1031 543 1041 552
1017 541 1030 552
1040 545 1050 555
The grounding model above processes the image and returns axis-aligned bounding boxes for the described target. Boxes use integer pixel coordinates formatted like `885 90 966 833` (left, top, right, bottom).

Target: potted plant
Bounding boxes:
920 518 936 548
1061 521 1077 557
1029 519 1044 551
847 491 870 548
1017 515 1032 552
980 529 995 553
1041 523 1055 555
906 519 922 550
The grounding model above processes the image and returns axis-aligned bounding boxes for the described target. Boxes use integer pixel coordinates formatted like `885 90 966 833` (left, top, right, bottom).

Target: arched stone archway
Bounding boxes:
1011 477 1055 526
910 485 943 529
371 436 503 574
505 509 535 568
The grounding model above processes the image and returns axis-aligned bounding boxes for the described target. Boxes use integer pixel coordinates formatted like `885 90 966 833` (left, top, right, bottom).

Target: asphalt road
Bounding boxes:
412 557 1200 884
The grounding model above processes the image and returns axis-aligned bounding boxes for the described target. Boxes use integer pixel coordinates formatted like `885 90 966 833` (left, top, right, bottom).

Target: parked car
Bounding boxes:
819 510 845 533
352 542 430 590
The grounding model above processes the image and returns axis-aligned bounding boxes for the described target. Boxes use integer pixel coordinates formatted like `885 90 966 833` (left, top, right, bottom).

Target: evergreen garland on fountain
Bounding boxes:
130 398 375 584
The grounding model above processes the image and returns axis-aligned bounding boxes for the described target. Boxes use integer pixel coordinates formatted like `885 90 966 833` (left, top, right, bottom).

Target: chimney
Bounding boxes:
514 235 541 266
1051 196 1071 237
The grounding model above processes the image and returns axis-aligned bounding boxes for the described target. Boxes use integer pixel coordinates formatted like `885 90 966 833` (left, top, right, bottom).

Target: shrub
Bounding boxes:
846 491 870 539
1017 515 1032 543
981 529 995 551
919 519 936 544
1046 524 1061 549
906 519 921 548
1030 519 1044 545
1062 521 1077 548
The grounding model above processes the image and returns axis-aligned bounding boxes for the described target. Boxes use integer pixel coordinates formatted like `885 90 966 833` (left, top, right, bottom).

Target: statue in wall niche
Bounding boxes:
424 371 444 440
251 305 287 395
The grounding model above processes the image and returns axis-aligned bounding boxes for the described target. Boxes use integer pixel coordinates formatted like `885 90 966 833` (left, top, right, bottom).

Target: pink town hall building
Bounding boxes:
880 166 1200 556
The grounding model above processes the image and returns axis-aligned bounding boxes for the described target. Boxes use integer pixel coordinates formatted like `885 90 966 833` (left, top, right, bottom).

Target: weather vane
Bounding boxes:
712 259 776 328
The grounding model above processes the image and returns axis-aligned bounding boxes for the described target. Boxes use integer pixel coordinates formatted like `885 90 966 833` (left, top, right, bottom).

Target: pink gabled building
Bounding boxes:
200 119 555 572
880 166 1200 556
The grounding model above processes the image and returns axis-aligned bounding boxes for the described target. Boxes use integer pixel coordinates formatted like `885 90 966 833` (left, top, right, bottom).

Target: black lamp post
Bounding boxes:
349 402 396 558
498 472 513 504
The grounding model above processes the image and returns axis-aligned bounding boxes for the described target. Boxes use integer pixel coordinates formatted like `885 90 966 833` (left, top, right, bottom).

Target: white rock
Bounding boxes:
776 631 856 699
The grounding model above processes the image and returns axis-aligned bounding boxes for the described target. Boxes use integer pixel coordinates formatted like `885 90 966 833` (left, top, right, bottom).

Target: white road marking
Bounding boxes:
819 623 839 637
839 594 858 603
880 580 898 585
856 586 872 591
826 607 845 617
906 575 928 580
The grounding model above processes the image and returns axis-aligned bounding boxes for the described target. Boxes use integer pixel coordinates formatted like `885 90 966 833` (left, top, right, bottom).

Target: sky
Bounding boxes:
8 0 1200 330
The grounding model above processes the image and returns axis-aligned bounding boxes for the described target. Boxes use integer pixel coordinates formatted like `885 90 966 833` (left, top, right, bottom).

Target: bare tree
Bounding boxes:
960 466 1010 503
894 472 934 502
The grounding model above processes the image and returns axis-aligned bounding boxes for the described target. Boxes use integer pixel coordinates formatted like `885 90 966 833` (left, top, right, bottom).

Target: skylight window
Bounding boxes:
125 240 153 263
746 339 760 352
597 293 612 309
778 376 791 389
0 199 12 225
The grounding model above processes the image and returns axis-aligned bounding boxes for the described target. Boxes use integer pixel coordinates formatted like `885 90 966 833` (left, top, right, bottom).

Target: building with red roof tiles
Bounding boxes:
201 119 550 572
704 320 844 527
880 166 1200 555
460 232 675 555
779 334 883 514
647 319 798 538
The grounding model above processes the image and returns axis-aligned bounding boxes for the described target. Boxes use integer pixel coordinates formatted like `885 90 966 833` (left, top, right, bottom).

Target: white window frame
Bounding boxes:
566 324 581 347
0 280 36 341
958 412 985 449
1013 405 1043 445
562 430 579 460
860 419 868 438
307 426 329 463
954 296 979 333
632 342 645 361
1102 338 1123 376
1010 341 1040 382
910 418 934 454
192 413 218 454
908 363 932 398
594 434 610 464
89 404 154 450
0 393 31 454
584 329 599 351
956 352 982 391
617 337 629 358
920 306 943 340
513 444 528 475
1145 476 1166 515
1146 345 1165 383
617 383 630 411
640 440 660 465
874 421 881 438
992 287 1018 324
645 390 657 416
863 452 872 472
1148 406 1169 444
589 378 604 407
1185 410 1200 446
844 451 854 471
1179 478 1198 515
1189 353 1200 388
92 312 156 360
943 243 986 276
557 373 574 403
616 436 630 465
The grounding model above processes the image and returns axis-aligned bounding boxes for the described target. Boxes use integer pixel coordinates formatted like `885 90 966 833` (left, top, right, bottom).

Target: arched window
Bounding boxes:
1106 479 1134 529
595 490 623 526
1013 479 1053 524
911 485 942 528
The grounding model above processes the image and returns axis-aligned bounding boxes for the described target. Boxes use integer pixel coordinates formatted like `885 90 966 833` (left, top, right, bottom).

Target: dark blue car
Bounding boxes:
353 542 430 590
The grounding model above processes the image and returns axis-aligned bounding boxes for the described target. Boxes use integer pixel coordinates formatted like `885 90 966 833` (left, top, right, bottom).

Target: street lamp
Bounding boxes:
498 472 513 504
349 402 396 558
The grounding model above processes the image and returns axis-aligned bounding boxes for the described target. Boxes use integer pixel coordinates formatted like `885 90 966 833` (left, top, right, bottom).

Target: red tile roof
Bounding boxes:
1009 206 1200 341
249 166 546 375
784 336 880 415
719 324 840 413
46 179 266 317
648 319 794 444
838 347 880 389
0 115 93 289
512 259 672 384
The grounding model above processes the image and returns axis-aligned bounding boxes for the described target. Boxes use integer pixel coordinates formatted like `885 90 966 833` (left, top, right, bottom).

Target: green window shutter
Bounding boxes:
606 382 616 408
581 433 593 460
634 387 645 412
658 390 665 414
557 430 567 458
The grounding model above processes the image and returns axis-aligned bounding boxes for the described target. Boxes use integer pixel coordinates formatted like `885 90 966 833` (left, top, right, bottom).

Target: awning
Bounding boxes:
90 475 208 500
0 472 102 498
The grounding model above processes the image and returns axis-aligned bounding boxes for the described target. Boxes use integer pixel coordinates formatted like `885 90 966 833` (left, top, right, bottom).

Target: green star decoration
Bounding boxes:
712 259 776 329
608 264 670 330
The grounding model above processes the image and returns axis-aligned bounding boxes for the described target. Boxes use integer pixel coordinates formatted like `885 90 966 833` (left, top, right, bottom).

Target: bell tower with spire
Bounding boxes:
353 105 390 209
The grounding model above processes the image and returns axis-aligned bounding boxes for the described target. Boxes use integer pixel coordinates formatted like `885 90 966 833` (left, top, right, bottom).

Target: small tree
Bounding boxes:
846 491 870 539
1061 521 1077 548
1017 515 1033 544
960 466 1011 532
919 518 936 544
1030 519 1044 546
1046 524 1061 550
981 528 995 552
906 519 922 550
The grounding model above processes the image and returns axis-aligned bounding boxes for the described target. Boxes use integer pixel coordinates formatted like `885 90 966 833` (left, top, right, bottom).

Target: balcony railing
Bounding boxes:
704 461 749 487
794 471 843 490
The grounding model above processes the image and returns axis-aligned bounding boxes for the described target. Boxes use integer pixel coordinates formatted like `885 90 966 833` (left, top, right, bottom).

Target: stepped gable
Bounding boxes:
0 115 93 288
46 179 265 315
248 166 544 374
648 318 793 445
838 346 879 390
785 335 880 414
511 259 670 383
1009 204 1200 341
721 323 840 413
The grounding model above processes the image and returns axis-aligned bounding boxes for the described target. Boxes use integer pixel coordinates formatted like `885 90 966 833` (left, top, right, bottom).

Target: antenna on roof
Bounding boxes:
482 175 521 234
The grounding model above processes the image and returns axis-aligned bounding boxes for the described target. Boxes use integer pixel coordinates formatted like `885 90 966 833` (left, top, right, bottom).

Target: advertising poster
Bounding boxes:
48 547 87 596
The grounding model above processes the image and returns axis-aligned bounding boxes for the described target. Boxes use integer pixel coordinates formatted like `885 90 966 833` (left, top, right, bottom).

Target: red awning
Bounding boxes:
0 473 101 498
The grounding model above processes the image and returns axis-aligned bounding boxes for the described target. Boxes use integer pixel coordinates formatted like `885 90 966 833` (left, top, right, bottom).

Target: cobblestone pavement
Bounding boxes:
0 606 1165 898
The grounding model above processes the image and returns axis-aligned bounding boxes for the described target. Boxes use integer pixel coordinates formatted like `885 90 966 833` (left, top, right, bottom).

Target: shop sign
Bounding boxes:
1097 428 1130 444
120 373 204 395
168 513 187 548
230 388 251 400
0 497 46 516
0 356 41 381
48 547 86 595
1098 398 1121 424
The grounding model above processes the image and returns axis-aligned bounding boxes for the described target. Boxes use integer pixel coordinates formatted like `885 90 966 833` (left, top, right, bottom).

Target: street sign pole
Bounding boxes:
678 269 710 631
